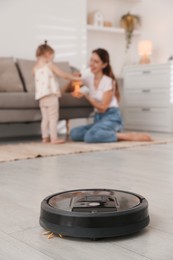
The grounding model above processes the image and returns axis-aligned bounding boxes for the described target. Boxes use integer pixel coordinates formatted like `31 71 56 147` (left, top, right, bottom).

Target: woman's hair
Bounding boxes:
36 40 54 57
92 48 120 101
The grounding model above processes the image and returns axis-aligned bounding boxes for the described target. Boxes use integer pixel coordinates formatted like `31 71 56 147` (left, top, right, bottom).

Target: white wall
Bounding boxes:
0 0 87 70
87 0 173 76
1 0 173 74
132 0 173 64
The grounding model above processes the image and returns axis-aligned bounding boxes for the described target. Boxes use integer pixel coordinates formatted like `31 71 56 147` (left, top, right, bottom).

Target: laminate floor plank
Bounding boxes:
0 230 53 260
0 137 173 259
11 227 151 260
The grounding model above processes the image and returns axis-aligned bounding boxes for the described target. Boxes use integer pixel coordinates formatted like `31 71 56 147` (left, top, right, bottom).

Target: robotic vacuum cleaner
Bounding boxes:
40 189 149 239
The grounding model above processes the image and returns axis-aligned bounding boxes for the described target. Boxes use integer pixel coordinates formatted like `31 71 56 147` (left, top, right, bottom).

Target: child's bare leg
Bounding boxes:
117 132 152 142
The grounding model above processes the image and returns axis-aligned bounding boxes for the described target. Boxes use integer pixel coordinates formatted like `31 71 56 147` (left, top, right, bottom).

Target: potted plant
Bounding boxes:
120 12 140 50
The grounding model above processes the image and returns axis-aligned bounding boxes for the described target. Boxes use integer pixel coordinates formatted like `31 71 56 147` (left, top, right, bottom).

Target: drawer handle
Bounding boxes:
142 89 151 93
142 108 151 112
142 70 151 74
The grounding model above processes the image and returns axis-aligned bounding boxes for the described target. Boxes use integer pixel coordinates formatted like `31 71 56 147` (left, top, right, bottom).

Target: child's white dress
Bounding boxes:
34 65 61 100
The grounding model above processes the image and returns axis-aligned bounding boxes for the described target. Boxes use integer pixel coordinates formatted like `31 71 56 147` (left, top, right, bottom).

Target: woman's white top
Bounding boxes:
82 70 119 109
34 65 60 100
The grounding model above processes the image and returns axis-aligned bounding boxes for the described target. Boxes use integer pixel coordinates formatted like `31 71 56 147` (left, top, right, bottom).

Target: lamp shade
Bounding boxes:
138 40 152 56
138 40 152 64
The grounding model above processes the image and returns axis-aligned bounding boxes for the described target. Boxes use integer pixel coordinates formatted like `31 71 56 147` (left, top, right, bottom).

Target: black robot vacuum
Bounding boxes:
40 189 149 239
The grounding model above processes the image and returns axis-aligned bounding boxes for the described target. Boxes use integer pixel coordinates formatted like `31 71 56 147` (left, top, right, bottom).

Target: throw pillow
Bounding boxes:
16 59 35 92
0 57 24 92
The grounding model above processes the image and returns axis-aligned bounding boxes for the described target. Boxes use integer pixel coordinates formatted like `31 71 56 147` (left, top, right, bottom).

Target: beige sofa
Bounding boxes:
0 57 93 124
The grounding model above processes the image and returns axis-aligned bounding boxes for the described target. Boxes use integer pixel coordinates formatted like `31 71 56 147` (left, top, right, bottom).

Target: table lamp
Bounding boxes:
138 40 152 64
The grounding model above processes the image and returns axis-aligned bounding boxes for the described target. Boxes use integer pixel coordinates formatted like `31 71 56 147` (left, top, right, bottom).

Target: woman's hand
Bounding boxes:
84 90 114 113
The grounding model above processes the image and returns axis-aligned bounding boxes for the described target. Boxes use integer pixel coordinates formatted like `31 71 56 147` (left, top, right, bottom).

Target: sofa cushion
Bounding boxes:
0 109 41 123
0 93 38 109
0 57 24 92
17 59 72 93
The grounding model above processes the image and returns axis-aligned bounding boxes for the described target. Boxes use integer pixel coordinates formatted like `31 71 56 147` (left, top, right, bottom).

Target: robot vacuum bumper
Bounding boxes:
40 189 149 239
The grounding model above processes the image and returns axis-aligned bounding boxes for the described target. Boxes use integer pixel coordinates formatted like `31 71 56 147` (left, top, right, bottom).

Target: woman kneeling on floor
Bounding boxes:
70 48 152 143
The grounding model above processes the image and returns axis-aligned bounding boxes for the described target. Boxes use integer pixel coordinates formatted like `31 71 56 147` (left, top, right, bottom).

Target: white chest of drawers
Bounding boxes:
123 62 173 132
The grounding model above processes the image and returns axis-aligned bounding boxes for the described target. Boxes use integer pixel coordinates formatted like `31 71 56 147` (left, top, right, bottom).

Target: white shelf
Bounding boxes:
87 24 140 35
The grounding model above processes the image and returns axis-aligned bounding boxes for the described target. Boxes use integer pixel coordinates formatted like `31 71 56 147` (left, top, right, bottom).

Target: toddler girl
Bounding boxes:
33 41 81 144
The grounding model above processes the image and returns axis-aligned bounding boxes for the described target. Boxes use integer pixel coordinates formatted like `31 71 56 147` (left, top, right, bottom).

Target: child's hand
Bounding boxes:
72 71 82 82
73 71 81 77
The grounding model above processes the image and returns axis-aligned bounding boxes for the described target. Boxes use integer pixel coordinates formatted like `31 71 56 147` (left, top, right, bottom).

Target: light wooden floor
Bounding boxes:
0 136 173 259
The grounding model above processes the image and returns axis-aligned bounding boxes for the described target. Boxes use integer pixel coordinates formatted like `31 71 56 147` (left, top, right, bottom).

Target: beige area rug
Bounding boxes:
1 137 173 163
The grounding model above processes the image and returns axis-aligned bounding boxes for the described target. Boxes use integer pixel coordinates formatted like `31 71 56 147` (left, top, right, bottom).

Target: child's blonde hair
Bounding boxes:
36 40 54 57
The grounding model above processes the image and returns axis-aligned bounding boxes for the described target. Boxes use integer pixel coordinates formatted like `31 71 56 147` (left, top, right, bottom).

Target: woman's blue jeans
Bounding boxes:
70 107 123 143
